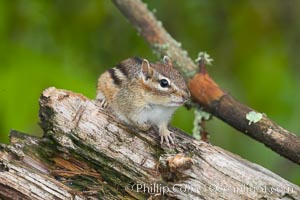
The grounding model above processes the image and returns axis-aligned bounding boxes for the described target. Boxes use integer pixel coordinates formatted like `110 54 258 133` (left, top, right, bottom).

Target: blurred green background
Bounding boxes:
0 0 299 185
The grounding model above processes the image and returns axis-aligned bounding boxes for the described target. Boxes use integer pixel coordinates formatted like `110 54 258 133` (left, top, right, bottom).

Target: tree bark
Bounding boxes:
0 87 299 199
111 0 300 165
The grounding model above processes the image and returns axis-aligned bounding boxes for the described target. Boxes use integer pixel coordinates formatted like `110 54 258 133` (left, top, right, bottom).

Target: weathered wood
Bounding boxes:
0 131 85 200
0 87 299 199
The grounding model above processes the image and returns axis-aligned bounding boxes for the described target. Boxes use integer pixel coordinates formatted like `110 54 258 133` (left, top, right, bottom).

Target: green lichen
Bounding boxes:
192 106 211 140
246 111 263 125
153 43 170 53
195 51 214 65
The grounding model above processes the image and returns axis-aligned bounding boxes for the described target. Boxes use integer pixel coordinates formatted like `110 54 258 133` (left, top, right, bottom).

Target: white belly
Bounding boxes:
137 105 176 125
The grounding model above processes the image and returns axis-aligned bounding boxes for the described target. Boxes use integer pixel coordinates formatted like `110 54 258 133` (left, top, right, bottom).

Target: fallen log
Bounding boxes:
0 87 299 199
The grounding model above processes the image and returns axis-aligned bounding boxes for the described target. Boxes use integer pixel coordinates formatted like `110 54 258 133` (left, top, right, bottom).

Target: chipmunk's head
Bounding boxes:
139 56 190 107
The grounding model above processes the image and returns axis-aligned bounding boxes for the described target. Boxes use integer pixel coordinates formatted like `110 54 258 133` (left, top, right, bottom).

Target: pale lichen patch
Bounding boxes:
246 111 263 125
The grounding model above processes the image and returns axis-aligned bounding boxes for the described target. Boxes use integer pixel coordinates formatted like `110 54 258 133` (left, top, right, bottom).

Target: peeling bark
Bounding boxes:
0 87 299 199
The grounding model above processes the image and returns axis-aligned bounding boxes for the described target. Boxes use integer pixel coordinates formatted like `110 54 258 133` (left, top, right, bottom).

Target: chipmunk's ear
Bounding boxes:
163 56 173 68
141 59 153 80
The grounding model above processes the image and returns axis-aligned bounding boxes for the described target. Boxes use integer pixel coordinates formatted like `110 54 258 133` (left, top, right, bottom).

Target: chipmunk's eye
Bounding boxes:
159 79 169 88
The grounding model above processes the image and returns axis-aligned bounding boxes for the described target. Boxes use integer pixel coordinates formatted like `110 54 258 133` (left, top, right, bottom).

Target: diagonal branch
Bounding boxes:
112 0 300 164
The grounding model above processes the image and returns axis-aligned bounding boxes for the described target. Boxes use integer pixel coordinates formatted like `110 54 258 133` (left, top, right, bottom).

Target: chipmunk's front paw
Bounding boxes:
160 130 174 146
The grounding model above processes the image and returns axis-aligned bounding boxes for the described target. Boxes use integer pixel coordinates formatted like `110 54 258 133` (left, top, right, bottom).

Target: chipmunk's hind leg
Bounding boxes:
96 91 108 108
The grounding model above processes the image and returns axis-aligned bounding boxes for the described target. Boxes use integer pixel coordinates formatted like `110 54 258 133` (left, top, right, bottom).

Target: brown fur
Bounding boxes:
96 56 190 146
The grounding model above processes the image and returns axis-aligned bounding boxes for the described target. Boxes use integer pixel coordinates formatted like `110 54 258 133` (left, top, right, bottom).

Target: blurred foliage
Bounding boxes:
0 0 299 185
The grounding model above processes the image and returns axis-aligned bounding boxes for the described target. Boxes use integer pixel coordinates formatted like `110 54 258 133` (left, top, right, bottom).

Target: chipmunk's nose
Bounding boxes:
181 90 191 101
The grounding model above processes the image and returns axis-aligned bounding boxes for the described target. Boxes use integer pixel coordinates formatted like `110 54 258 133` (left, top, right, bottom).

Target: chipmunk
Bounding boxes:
96 56 190 146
